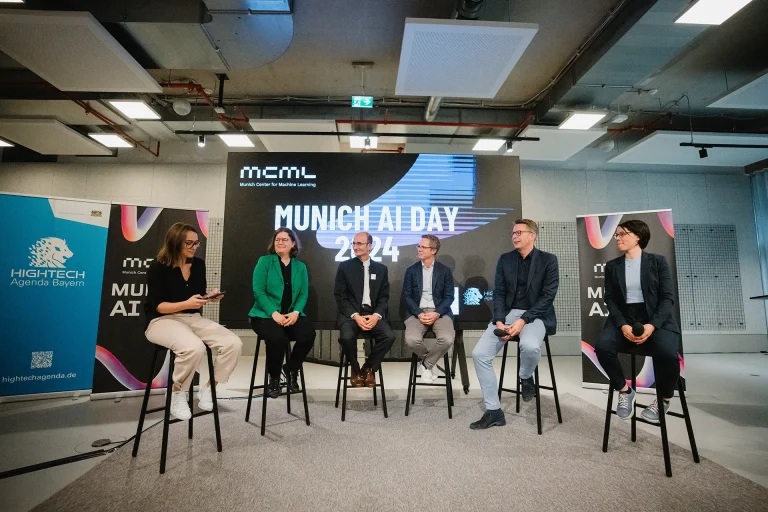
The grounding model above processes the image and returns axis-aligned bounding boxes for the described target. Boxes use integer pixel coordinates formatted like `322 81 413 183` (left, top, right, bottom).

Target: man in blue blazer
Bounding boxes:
471 219 559 430
403 234 456 384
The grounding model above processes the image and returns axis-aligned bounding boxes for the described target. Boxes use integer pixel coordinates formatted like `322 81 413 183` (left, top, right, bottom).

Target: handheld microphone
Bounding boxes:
494 328 508 337
631 323 645 337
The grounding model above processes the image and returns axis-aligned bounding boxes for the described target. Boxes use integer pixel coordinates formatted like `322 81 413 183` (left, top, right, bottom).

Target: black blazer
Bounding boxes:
402 260 455 319
334 257 390 324
603 251 679 334
492 247 559 334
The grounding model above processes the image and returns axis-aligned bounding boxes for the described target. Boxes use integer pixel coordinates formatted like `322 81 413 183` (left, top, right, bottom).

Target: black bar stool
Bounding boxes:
497 334 562 435
244 335 310 436
132 344 222 474
602 353 699 477
334 337 388 421
405 330 454 418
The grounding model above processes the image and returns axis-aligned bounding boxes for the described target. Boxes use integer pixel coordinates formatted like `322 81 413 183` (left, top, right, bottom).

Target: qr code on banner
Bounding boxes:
31 351 53 369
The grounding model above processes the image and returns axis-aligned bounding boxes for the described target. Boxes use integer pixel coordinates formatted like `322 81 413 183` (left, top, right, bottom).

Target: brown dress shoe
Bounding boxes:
350 368 365 388
364 368 376 388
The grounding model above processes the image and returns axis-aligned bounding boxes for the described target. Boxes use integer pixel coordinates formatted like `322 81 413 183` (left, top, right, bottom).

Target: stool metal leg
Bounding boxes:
678 380 699 463
335 351 344 408
132 346 159 457
373 374 378 406
405 354 416 417
444 353 453 419
545 338 562 423
655 363 672 477
245 337 261 422
206 348 222 452
631 355 637 442
285 346 291 415
602 382 615 452
159 353 175 474
299 363 310 426
188 373 196 439
379 367 388 418
341 355 349 422
497 342 508 399
260 357 269 436
534 365 542 435
451 347 457 379
515 342 521 413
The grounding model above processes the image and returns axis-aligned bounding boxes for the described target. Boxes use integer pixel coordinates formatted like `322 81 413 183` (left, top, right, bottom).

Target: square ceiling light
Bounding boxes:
0 138 13 147
349 136 378 149
89 133 132 148
219 134 254 147
472 139 505 151
675 0 754 25
108 100 160 120
559 112 607 130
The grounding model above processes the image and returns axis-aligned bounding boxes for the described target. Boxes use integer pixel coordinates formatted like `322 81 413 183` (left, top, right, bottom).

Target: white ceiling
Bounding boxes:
0 118 112 155
511 125 606 161
0 9 161 93
708 69 768 110
608 131 768 167
249 119 340 152
395 18 538 98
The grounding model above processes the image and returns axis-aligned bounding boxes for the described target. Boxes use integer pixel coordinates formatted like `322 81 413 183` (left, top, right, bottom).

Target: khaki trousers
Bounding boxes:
145 313 243 391
404 311 455 369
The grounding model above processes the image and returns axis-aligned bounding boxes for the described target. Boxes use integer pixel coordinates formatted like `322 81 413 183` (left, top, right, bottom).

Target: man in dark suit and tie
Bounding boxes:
471 219 559 429
402 234 455 384
334 231 395 387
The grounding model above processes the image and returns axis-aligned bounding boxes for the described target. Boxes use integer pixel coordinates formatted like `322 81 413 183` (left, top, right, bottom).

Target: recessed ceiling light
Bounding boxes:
108 100 160 120
0 138 14 147
559 112 607 130
350 136 378 149
218 134 254 147
0 1 25 3
675 0 754 25
89 133 132 148
472 139 505 151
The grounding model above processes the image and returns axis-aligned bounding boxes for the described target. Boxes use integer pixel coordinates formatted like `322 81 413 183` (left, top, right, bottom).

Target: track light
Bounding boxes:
364 137 371 149
198 135 206 148
699 148 708 159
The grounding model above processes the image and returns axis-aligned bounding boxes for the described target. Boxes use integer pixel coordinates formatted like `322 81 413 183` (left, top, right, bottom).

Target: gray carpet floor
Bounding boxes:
33 394 768 512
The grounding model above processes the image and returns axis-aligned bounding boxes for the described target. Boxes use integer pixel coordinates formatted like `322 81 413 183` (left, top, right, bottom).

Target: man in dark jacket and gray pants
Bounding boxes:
471 219 559 430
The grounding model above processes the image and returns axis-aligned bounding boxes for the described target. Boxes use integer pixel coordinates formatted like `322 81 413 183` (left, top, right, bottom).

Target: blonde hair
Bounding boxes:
421 234 441 253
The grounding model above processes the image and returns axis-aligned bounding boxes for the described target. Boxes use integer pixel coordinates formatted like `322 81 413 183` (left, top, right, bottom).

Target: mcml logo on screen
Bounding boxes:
239 165 317 188
9 237 86 288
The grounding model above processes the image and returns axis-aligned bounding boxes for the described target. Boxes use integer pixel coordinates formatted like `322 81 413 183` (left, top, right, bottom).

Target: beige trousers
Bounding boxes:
145 313 243 391
404 312 455 369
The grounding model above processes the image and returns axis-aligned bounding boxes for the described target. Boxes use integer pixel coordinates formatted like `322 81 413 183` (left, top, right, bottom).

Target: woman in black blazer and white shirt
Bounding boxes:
596 219 680 424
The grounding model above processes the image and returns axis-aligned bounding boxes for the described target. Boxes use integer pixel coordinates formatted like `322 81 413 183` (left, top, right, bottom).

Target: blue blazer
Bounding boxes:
402 260 455 319
492 247 559 334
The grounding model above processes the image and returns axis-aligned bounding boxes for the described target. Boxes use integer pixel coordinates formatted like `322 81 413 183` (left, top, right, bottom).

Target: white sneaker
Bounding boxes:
420 364 434 384
198 384 213 411
170 391 192 421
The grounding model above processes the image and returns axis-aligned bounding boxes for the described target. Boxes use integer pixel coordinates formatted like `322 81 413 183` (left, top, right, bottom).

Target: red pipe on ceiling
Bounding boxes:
72 99 160 157
160 81 249 126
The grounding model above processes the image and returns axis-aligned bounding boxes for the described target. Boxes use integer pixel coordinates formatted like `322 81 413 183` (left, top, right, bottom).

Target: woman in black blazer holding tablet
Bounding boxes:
596 219 681 424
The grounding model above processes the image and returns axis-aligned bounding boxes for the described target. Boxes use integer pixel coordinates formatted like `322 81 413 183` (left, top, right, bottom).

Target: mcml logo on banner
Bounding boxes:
576 209 684 390
91 204 208 397
0 193 109 398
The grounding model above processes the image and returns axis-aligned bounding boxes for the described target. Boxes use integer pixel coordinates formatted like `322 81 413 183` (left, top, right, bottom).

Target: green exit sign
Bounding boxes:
351 96 374 108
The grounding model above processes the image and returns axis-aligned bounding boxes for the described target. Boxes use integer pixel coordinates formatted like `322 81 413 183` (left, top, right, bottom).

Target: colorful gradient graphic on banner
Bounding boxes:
0 194 109 397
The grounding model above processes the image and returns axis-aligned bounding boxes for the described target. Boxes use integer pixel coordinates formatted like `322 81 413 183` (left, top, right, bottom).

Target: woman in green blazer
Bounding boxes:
249 228 316 398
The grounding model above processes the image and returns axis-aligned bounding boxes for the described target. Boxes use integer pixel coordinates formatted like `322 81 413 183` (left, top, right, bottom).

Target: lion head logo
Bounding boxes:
29 237 73 268
463 287 483 306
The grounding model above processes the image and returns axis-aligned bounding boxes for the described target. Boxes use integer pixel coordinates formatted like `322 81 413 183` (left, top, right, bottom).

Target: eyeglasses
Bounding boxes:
417 245 434 250
511 230 532 237
274 238 292 244
614 232 633 239
351 242 370 247
184 240 201 248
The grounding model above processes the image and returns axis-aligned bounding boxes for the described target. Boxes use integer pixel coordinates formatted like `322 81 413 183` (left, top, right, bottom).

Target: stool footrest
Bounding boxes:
500 387 519 394
146 406 166 414
609 410 661 428
412 382 449 388
167 410 212 425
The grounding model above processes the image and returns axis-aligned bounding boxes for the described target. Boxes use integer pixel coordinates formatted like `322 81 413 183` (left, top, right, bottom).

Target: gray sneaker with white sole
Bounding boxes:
616 388 636 420
641 398 670 423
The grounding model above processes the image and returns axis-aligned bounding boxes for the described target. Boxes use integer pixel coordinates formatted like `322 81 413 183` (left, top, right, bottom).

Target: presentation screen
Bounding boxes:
220 153 522 328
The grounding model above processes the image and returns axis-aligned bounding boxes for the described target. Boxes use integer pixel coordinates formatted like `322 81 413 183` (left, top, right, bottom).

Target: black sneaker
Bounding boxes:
521 376 536 402
267 376 281 399
469 409 506 430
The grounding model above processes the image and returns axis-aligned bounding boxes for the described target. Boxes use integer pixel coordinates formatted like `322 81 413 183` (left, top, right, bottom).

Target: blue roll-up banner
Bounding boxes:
0 193 110 398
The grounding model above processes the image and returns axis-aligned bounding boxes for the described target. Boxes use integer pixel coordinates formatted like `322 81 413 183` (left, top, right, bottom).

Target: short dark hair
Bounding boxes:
618 219 650 249
421 234 440 253
268 227 300 257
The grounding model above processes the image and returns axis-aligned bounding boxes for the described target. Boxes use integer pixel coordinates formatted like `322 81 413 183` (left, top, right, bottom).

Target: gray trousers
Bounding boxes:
472 309 546 411
404 310 455 369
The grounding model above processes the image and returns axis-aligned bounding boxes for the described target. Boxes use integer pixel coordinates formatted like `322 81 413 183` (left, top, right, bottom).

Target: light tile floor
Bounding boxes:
1 353 766 512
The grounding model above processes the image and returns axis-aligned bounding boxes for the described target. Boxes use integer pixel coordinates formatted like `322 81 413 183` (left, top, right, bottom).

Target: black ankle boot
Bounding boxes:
267 376 281 399
283 364 300 393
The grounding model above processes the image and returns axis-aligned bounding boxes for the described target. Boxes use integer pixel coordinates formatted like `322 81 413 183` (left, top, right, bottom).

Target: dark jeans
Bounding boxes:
595 304 680 398
338 312 395 372
250 316 316 378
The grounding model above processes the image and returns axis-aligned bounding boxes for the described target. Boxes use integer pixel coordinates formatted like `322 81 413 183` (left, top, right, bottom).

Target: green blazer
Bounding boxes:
248 254 309 318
